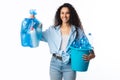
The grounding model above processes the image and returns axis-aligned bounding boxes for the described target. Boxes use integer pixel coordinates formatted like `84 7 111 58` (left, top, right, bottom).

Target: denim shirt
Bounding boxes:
40 25 85 64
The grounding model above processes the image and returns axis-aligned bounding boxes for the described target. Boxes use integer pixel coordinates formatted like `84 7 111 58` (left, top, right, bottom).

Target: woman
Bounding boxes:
40 3 95 80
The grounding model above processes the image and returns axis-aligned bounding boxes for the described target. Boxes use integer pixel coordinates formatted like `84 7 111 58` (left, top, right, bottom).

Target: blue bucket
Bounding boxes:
70 47 90 72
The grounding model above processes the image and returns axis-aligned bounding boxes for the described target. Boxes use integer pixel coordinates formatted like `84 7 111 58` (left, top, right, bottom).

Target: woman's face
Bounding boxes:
60 7 70 24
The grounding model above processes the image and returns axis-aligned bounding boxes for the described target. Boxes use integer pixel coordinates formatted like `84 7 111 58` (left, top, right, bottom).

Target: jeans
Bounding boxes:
50 56 76 80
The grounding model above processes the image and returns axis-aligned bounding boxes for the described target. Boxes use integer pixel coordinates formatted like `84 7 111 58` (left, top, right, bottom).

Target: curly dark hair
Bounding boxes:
54 3 83 30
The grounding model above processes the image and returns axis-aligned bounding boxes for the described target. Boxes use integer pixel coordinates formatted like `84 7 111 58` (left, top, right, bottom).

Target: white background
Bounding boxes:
0 0 120 80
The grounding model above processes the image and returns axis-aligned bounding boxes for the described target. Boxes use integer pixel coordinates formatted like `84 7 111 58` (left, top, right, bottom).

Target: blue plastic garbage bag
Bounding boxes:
20 10 42 48
71 35 93 49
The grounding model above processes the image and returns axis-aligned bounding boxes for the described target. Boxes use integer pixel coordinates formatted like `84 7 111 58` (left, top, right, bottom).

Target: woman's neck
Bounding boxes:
61 23 70 28
60 23 71 35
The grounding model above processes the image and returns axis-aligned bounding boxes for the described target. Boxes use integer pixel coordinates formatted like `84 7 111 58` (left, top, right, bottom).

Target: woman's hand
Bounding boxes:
83 53 95 61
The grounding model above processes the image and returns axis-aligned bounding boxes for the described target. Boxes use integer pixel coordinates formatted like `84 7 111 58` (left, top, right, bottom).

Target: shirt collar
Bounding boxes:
54 25 60 31
54 25 76 32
